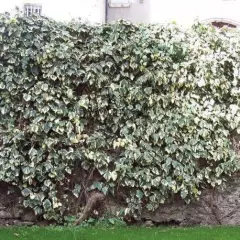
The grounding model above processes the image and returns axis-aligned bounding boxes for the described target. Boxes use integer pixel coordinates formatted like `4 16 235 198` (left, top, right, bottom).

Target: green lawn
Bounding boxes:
0 226 240 240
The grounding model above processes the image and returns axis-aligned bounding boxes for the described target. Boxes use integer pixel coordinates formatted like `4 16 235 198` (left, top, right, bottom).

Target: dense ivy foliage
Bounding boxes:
0 14 239 220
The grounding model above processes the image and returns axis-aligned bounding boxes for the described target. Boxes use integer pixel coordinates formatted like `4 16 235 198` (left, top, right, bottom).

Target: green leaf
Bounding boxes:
23 93 31 102
72 184 81 198
87 218 95 223
43 199 52 211
108 218 115 225
22 188 32 197
41 83 48 91
136 190 144 200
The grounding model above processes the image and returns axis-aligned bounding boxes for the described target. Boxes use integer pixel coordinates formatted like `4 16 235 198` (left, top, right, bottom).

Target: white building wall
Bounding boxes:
107 0 240 26
0 0 240 26
150 0 240 26
0 0 106 23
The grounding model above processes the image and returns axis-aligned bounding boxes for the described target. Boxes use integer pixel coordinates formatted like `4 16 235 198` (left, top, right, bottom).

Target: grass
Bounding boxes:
0 226 240 240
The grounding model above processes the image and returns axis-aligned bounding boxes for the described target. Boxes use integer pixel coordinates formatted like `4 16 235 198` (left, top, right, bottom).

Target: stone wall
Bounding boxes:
0 177 239 226
142 176 240 226
0 182 36 226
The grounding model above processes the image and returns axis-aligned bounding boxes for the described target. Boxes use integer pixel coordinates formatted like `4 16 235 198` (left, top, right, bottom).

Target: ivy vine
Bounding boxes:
0 14 239 220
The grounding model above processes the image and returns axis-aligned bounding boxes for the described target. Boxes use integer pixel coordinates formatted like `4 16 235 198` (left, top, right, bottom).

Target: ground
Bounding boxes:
0 226 240 240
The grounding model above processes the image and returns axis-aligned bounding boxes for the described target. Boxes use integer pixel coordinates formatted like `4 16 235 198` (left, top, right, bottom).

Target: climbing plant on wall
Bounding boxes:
0 14 239 220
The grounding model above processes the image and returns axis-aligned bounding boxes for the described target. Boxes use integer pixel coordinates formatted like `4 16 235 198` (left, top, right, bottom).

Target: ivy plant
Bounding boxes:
0 14 239 220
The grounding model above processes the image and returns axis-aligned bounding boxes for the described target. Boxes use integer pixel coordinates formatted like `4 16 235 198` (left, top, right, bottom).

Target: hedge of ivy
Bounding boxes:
0 14 240 220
